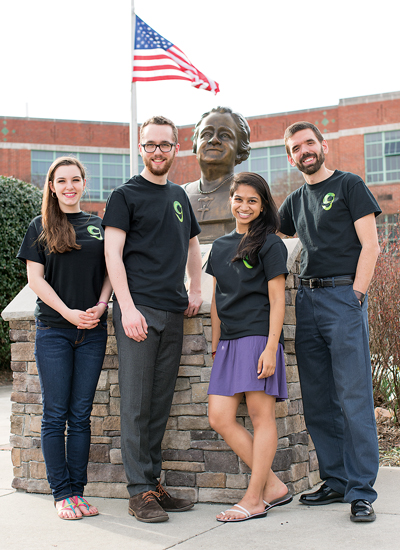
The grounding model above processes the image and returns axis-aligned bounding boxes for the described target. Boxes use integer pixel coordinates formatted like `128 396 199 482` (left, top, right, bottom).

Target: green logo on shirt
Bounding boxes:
243 256 253 269
174 201 183 222
87 225 103 240
322 192 335 211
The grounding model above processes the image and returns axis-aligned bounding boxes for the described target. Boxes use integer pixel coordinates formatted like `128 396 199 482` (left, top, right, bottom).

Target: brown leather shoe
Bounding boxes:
156 482 194 512
128 490 169 523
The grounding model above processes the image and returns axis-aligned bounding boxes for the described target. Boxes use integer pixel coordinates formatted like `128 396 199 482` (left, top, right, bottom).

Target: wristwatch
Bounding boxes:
354 290 365 304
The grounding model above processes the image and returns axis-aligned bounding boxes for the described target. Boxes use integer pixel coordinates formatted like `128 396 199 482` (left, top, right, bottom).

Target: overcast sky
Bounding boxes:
1 0 399 128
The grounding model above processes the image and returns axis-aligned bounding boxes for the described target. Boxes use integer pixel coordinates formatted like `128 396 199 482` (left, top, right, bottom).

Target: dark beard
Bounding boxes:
296 146 325 175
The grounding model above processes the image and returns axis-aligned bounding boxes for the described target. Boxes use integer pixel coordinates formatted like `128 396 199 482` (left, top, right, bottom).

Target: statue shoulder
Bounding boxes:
183 180 199 194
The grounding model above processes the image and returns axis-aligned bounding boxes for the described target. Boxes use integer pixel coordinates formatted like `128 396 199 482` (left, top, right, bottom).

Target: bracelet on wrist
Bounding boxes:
353 290 365 304
212 351 216 358
96 301 109 310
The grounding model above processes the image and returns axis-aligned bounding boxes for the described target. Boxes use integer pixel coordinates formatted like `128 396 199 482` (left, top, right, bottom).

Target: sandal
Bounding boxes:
74 495 99 517
55 497 83 520
263 492 293 511
217 503 267 523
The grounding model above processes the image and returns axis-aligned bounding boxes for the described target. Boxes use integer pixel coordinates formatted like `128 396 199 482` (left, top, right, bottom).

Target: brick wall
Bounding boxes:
0 148 31 182
1 118 131 149
371 183 400 216
7 251 320 502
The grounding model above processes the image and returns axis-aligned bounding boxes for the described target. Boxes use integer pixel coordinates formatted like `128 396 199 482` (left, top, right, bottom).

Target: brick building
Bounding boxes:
1 90 399 233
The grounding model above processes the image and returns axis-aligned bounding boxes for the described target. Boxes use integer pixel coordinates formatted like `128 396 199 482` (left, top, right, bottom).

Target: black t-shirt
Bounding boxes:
206 231 288 344
279 170 381 279
17 212 107 328
102 175 201 313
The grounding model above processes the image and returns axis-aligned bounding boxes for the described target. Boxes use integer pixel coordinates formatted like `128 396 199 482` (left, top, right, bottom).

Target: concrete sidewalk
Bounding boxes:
0 384 399 550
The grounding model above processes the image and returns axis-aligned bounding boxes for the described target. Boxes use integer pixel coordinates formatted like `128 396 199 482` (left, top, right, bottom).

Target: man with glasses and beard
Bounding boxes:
279 122 381 523
103 116 202 523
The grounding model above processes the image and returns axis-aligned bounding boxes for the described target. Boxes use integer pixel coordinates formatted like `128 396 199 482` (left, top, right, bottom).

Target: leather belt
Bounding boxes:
300 276 354 289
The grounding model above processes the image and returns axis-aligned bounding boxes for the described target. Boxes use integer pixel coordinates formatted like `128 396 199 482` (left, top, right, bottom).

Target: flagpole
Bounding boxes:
130 0 138 176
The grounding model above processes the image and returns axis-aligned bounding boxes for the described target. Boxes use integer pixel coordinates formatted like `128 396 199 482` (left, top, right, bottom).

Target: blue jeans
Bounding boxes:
34 319 107 501
295 284 379 503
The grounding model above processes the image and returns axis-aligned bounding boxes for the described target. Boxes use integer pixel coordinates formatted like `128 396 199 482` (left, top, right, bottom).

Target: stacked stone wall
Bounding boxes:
7 254 320 502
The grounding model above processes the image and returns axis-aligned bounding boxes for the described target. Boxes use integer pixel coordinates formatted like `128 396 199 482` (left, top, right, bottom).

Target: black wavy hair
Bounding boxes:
230 172 280 266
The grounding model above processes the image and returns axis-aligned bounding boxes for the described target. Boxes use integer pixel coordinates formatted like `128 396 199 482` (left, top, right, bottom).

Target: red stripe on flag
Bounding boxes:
132 75 191 82
133 64 186 72
134 54 170 61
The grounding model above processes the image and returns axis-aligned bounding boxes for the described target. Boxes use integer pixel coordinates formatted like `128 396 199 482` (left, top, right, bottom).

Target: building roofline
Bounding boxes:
244 104 338 121
245 91 400 121
2 90 399 128
0 115 130 127
338 90 400 106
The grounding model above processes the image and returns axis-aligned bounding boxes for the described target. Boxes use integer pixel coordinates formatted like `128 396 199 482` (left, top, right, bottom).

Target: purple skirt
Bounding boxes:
208 335 288 401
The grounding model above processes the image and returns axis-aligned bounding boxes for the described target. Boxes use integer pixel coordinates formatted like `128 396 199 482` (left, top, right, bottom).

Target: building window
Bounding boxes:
376 214 399 245
365 131 400 184
234 145 302 191
31 151 143 201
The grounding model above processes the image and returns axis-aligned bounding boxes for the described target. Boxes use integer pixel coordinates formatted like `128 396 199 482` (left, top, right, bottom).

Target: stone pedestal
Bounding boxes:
2 239 320 502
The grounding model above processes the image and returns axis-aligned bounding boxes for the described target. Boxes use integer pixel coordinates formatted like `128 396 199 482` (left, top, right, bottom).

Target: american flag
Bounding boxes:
132 15 220 94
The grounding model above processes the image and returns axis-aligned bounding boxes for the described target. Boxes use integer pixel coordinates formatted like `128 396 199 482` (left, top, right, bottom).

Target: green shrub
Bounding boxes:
0 176 42 369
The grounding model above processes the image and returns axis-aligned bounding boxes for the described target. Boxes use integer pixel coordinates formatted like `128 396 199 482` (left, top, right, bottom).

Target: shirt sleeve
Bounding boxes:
259 235 289 281
16 217 46 265
185 192 201 239
345 175 382 222
279 197 296 237
205 245 215 277
101 188 131 233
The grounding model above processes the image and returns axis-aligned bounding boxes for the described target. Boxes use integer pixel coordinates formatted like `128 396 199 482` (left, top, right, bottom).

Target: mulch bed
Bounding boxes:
377 416 400 466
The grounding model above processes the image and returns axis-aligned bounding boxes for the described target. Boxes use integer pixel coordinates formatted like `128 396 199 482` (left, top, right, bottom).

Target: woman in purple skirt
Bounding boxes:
206 172 291 522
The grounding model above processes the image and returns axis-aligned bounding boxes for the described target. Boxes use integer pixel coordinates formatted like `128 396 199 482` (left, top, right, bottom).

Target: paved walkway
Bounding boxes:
0 384 398 549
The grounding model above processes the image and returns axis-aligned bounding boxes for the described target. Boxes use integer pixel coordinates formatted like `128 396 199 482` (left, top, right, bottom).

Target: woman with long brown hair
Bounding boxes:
18 157 112 520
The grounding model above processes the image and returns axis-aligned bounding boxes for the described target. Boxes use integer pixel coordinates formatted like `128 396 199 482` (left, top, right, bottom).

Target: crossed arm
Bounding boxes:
26 261 112 329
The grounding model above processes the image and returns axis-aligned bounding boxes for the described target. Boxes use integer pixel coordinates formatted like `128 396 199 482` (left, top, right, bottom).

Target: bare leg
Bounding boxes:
208 393 251 460
245 392 286 507
209 392 287 520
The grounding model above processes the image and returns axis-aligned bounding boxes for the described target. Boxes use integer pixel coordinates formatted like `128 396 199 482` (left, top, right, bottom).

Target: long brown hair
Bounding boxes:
230 172 280 266
40 157 86 254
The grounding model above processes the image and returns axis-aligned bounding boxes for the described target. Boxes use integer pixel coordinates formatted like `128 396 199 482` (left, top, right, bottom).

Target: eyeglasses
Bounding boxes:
140 142 176 153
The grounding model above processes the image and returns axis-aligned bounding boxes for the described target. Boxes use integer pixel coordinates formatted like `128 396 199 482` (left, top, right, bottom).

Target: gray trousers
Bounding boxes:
113 301 184 497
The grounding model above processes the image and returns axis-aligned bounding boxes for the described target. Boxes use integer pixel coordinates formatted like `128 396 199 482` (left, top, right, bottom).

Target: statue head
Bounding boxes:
192 107 251 169
185 108 251 243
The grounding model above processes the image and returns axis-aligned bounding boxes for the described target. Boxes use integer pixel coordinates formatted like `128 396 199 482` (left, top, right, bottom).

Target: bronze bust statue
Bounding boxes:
184 107 251 243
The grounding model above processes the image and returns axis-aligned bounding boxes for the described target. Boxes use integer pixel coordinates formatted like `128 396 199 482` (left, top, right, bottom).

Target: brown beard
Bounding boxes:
296 146 325 175
143 153 175 176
